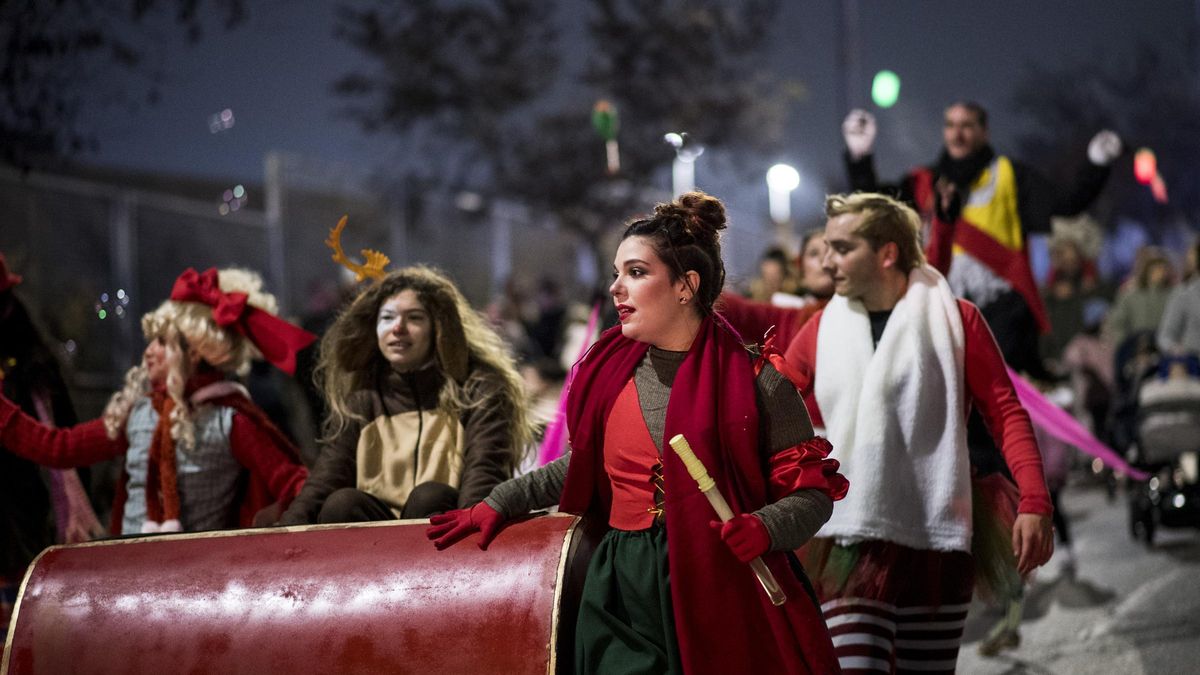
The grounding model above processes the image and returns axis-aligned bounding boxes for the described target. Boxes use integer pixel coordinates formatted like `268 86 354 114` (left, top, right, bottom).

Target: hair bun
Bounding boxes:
623 190 728 313
651 191 727 247
676 190 727 236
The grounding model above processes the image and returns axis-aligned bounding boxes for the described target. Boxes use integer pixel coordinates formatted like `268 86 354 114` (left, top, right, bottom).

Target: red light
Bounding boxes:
1134 148 1157 185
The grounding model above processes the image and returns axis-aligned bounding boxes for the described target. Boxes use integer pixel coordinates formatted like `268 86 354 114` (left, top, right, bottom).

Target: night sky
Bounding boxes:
79 1 1196 223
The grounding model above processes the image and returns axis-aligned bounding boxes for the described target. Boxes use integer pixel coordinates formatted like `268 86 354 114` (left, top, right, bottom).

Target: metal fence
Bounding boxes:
0 167 277 414
0 159 598 416
263 152 599 314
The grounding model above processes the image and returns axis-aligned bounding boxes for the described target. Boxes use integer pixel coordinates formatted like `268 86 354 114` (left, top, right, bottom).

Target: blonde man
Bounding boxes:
784 193 1053 674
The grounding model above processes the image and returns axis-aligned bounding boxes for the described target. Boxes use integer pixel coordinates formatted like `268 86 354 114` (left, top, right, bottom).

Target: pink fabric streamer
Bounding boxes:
1006 366 1147 480
537 302 602 465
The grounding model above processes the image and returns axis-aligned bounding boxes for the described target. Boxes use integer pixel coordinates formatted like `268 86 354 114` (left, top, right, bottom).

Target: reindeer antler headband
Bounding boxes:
325 215 391 281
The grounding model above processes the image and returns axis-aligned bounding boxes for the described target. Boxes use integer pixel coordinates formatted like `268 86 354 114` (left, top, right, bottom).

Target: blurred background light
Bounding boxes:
871 70 901 108
1133 147 1156 184
766 163 801 226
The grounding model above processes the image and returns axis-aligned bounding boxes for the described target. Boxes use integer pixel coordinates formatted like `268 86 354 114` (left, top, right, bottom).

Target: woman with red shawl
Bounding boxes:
428 192 848 674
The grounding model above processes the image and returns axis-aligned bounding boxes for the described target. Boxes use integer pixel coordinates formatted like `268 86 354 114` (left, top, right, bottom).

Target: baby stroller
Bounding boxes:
1123 339 1200 547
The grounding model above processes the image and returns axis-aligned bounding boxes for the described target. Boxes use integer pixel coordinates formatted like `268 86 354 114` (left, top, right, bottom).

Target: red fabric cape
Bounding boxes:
560 314 840 675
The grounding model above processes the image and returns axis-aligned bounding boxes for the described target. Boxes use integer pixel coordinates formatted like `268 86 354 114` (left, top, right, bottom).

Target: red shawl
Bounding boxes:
561 314 840 675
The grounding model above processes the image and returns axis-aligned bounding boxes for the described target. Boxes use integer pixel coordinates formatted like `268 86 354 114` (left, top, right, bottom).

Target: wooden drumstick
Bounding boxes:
669 434 787 606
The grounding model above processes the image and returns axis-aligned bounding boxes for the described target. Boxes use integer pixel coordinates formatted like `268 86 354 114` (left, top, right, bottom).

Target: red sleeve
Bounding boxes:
718 292 806 346
960 300 1052 516
782 310 824 428
767 437 848 502
228 412 308 508
0 394 128 468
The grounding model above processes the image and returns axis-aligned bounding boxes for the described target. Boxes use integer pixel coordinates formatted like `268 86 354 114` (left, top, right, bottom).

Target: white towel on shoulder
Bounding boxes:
814 265 973 552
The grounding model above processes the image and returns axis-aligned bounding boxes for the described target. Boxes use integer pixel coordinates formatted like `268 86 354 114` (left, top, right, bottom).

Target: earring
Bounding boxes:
679 296 688 304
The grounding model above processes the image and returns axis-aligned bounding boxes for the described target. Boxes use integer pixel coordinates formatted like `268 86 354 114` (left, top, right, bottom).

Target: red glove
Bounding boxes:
709 513 771 563
426 502 505 551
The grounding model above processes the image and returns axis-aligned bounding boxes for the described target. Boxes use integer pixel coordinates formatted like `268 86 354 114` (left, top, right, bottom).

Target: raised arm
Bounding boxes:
0 393 128 468
1013 131 1119 234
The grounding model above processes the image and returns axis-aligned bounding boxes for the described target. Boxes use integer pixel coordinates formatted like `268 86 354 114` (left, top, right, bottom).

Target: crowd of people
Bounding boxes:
2 99 1199 674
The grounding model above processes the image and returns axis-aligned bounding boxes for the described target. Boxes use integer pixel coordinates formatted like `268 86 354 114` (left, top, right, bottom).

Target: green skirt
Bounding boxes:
575 526 682 675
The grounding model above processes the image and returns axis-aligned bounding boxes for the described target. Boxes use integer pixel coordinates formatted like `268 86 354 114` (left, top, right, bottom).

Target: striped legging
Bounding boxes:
822 596 971 673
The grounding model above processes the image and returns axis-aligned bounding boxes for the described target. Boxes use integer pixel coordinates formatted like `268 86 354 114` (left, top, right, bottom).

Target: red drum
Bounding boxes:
3 513 599 674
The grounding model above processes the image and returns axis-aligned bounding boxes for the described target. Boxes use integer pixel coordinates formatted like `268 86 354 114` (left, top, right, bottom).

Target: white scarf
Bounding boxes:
814 265 973 552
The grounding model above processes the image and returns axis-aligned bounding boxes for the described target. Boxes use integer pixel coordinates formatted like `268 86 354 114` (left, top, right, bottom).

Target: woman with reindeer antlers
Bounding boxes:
277 219 535 524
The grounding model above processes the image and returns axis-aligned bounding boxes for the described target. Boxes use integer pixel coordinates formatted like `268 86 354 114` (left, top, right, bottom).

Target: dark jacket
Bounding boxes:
844 149 1110 237
280 360 515 524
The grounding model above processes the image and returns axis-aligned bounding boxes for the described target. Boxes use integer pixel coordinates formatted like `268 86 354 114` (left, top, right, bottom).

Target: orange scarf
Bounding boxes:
143 371 223 531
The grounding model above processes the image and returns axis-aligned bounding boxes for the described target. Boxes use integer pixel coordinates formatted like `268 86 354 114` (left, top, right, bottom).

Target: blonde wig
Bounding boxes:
101 268 280 450
316 265 535 469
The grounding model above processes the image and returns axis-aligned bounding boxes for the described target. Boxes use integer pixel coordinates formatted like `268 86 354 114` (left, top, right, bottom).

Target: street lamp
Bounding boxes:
665 132 704 197
766 162 800 230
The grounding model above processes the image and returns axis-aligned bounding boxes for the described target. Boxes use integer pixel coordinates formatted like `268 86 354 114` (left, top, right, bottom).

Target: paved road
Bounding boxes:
958 482 1200 674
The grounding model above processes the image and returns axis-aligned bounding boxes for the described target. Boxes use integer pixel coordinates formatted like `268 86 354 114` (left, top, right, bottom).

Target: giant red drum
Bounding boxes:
3 513 598 674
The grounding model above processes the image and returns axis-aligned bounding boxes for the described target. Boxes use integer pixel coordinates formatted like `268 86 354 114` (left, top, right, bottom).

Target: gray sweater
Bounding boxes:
485 346 833 551
1158 279 1200 355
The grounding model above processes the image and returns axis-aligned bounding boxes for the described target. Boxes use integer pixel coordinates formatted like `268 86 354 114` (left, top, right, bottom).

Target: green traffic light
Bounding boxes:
872 70 900 109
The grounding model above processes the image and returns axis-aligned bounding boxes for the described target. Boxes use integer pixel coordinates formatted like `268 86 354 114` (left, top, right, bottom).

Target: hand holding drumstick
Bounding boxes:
669 434 787 606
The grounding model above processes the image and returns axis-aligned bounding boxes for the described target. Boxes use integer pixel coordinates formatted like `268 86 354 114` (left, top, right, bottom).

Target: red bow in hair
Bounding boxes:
170 268 316 375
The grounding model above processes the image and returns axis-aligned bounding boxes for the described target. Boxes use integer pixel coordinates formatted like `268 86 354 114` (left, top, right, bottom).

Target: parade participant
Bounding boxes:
842 103 1121 376
785 193 1053 673
428 191 848 675
278 265 535 524
719 229 834 347
1 253 103 630
0 267 313 535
